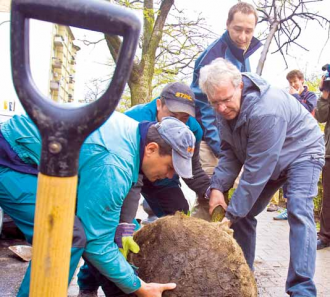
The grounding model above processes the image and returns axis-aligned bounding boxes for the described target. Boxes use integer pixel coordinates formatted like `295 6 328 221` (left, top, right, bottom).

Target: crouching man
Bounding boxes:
0 112 195 297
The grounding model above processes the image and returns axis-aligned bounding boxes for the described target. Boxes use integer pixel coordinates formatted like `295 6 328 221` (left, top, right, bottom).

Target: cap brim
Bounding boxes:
172 150 193 179
165 99 195 117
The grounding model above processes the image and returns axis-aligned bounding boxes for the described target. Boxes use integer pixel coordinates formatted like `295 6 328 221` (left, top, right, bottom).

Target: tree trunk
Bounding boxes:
105 0 174 106
256 21 279 75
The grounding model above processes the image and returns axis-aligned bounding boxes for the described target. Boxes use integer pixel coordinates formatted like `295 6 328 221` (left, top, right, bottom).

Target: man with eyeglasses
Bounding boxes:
191 2 262 177
199 58 324 297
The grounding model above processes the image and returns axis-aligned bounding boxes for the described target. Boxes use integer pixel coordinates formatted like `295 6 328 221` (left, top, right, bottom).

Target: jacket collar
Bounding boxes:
218 73 270 131
221 31 262 61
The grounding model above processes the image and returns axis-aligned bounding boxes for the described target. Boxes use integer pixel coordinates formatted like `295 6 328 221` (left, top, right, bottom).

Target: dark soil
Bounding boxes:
128 213 257 297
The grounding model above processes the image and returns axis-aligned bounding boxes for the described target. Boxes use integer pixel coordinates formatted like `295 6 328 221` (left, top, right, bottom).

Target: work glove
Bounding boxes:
115 223 140 259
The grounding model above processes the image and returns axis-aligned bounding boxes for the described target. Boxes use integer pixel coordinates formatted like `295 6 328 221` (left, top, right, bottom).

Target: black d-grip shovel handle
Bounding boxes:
11 0 141 177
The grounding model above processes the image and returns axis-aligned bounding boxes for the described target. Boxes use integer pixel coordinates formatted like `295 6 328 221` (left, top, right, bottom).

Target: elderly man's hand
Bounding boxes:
209 189 228 215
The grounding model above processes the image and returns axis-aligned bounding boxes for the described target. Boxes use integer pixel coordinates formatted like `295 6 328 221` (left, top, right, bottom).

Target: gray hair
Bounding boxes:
199 58 242 99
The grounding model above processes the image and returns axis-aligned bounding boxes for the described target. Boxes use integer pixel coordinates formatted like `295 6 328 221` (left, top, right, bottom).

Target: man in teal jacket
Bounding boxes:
0 112 195 296
78 82 210 296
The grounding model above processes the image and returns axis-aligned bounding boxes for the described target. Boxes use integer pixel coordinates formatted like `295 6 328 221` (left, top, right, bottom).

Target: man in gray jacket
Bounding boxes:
199 58 324 296
315 78 330 250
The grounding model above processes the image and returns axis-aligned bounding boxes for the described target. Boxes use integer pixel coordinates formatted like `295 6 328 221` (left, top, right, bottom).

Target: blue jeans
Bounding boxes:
0 166 86 297
232 156 324 297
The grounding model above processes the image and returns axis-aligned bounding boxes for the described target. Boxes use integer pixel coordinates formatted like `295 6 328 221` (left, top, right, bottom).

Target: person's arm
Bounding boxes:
182 141 210 198
120 174 143 223
191 69 221 158
291 91 317 113
224 115 287 223
210 140 243 193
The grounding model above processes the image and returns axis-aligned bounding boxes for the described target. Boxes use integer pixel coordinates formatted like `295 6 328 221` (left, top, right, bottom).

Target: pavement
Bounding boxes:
1 209 330 296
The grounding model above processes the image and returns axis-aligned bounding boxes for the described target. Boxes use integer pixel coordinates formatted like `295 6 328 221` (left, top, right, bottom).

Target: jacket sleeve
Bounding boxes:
315 97 330 123
183 141 210 197
120 174 143 223
210 140 243 193
292 91 317 113
191 69 221 158
224 115 287 223
78 164 141 294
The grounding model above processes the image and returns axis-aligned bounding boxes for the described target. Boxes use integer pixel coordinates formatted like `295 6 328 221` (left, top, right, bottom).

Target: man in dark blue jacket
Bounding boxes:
191 2 262 176
199 58 324 297
121 82 209 222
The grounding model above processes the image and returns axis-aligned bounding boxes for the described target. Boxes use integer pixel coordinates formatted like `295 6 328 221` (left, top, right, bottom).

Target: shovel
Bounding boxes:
10 0 140 296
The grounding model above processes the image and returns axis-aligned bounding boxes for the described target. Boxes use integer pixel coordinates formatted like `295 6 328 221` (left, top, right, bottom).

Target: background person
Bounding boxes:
273 69 318 220
191 2 262 176
315 77 330 250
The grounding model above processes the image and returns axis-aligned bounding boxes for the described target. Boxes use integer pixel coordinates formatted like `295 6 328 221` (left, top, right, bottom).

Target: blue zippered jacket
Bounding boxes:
191 31 262 157
291 85 317 114
1 112 142 294
210 73 324 223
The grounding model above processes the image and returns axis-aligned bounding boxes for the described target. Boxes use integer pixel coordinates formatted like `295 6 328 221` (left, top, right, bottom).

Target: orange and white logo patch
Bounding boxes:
175 92 193 101
187 146 195 153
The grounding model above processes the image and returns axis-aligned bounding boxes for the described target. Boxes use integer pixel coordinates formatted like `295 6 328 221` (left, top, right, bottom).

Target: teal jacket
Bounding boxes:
125 98 203 142
1 112 142 294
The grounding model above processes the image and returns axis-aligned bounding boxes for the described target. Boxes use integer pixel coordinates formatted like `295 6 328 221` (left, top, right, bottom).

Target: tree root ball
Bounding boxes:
128 213 257 297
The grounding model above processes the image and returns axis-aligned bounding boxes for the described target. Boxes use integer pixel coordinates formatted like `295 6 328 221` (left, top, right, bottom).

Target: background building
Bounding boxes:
0 0 79 121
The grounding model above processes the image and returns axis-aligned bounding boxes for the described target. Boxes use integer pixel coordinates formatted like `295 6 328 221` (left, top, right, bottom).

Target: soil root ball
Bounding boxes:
128 213 257 297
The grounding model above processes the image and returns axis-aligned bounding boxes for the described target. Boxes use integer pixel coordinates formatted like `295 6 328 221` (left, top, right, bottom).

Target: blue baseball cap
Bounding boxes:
160 82 196 117
155 117 196 178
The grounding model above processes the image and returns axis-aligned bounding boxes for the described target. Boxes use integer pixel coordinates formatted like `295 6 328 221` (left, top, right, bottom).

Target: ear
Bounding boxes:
239 81 244 90
156 98 162 111
144 142 159 157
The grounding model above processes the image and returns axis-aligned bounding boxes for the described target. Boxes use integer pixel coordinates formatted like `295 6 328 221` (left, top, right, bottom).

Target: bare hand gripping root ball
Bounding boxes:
128 213 257 297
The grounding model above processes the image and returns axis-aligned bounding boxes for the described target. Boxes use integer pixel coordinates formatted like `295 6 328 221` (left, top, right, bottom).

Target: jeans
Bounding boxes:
0 166 86 297
232 156 324 297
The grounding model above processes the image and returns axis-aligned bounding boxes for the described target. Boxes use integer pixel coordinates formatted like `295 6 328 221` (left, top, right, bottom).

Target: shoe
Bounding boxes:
267 203 279 212
142 215 158 225
77 289 98 297
317 239 330 250
273 209 288 220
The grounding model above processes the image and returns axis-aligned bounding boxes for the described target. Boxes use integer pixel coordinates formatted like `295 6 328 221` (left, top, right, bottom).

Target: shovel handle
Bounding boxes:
10 1 140 296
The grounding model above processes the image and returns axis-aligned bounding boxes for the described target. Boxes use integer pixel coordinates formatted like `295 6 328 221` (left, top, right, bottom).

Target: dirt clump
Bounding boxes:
128 213 257 297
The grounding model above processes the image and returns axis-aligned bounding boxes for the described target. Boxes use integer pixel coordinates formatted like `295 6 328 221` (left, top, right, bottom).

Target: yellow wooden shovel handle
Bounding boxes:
30 173 78 297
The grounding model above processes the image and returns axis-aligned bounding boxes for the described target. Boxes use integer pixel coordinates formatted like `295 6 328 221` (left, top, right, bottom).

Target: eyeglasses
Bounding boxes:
209 87 238 108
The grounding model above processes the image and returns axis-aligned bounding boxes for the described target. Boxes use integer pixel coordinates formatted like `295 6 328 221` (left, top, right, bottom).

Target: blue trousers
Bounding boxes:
0 166 86 297
142 175 189 217
232 157 324 297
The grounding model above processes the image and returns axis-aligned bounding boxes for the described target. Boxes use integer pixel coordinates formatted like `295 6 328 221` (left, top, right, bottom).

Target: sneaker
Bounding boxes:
273 209 288 220
317 239 330 250
267 203 279 212
77 289 98 297
142 215 158 225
